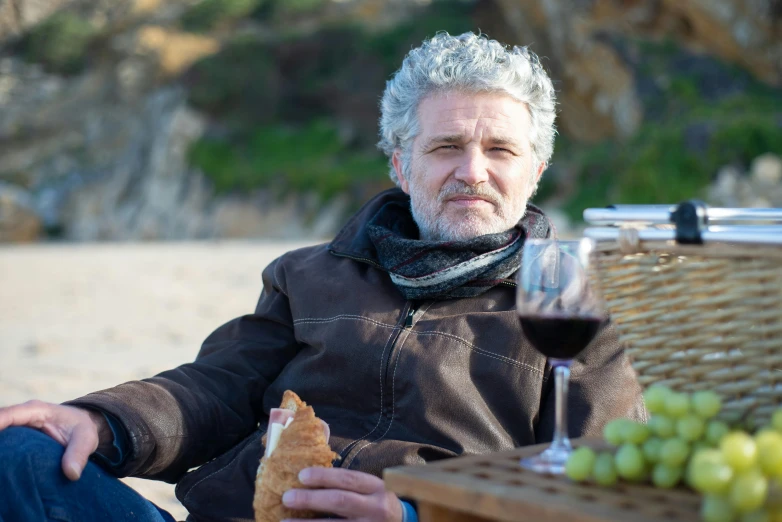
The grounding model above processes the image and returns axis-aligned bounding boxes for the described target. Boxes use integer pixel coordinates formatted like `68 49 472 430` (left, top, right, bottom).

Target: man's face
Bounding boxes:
394 91 545 241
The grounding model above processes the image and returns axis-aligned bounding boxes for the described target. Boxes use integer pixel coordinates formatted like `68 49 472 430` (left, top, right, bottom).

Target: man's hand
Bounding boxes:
0 400 106 481
281 467 404 522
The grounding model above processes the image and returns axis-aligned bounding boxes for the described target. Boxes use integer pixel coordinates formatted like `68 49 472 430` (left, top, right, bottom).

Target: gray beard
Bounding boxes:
409 191 528 241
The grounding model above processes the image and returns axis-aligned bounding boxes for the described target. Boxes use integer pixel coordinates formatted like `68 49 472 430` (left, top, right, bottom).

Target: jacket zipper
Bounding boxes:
338 301 414 465
404 304 417 328
379 301 415 414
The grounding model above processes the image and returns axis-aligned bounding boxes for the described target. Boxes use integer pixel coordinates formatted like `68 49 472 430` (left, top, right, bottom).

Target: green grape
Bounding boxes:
772 409 782 433
730 469 768 513
689 449 733 494
702 495 737 522
755 430 782 478
721 432 758 472
692 390 723 419
707 420 731 446
615 443 646 481
565 446 597 481
660 438 690 467
649 415 677 438
644 385 672 414
685 459 698 488
691 448 727 467
741 510 771 522
665 392 691 418
642 437 664 464
592 451 618 486
677 415 706 441
604 418 630 446
767 480 782 510
652 462 683 488
623 421 651 445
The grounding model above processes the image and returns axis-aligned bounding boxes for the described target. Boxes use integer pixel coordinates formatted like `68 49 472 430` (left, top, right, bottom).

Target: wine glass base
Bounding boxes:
519 445 571 475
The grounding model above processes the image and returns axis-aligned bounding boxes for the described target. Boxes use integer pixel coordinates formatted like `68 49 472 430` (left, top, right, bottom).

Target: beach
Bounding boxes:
0 240 318 520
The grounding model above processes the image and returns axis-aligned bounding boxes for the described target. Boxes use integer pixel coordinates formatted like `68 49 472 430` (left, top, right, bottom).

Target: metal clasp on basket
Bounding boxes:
671 200 709 244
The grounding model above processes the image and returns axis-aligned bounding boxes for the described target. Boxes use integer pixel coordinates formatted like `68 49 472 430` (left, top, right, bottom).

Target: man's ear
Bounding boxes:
534 161 546 185
392 150 410 194
528 161 547 199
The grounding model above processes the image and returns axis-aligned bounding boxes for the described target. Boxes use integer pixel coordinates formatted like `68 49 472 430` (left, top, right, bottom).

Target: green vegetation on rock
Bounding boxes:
189 121 390 200
269 0 326 16
186 37 279 124
22 12 98 74
555 38 782 221
181 0 265 32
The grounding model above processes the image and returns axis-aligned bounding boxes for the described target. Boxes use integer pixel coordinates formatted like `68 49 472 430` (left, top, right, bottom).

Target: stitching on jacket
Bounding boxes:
272 259 289 298
293 315 396 329
344 326 414 468
414 330 542 374
338 320 400 456
342 303 433 468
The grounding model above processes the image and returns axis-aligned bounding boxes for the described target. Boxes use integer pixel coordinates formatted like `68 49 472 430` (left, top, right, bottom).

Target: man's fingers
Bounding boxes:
298 467 382 495
61 422 98 481
0 400 48 431
0 401 99 481
282 488 370 518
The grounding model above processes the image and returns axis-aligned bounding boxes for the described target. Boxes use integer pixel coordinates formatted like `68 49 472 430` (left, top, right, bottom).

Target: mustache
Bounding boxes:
438 183 502 206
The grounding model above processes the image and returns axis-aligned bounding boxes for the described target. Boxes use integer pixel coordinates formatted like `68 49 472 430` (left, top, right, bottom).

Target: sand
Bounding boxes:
0 240 319 521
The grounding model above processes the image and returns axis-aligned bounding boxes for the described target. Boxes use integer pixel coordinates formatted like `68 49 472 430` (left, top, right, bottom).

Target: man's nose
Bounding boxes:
453 148 490 186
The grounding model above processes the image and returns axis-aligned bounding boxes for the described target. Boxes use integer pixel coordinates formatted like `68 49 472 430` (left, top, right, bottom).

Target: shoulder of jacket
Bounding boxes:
273 241 332 268
264 242 332 287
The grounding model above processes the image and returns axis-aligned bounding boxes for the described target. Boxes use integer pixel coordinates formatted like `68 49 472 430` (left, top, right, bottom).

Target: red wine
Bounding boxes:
519 316 604 360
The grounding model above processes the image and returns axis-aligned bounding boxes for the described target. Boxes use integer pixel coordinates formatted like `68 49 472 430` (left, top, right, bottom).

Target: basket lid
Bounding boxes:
583 200 782 246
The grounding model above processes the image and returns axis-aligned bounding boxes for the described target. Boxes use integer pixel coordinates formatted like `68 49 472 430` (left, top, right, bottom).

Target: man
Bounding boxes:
0 32 644 522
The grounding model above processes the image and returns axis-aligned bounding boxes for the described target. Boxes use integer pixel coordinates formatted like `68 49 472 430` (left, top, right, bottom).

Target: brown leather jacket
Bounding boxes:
67 189 645 522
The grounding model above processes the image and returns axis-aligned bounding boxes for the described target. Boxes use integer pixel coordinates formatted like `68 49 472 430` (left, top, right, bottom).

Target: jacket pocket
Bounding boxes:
175 428 266 521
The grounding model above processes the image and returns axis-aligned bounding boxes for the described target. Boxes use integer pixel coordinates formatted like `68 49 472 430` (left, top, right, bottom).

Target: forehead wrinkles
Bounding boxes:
429 104 515 129
413 93 532 156
438 117 515 137
423 107 524 141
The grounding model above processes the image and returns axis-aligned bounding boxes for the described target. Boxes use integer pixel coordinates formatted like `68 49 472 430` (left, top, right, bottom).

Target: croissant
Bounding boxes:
253 391 337 522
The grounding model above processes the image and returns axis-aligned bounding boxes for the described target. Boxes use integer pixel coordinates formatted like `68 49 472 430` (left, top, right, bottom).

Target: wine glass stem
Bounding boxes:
550 361 572 452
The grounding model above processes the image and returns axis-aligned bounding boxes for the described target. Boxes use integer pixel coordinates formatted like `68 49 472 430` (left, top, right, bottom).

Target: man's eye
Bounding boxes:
491 147 512 153
437 145 457 151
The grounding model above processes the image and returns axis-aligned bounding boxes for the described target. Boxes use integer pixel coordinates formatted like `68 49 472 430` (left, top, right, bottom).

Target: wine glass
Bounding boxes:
517 238 606 474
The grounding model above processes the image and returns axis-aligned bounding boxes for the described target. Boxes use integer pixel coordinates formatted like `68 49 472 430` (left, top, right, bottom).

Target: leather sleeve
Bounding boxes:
63 256 299 482
534 321 647 443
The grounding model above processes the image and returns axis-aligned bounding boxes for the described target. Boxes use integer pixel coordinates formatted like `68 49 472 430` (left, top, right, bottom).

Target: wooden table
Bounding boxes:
383 438 701 522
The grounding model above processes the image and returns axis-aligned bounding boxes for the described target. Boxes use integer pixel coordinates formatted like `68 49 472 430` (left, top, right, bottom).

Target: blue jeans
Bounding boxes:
0 427 177 522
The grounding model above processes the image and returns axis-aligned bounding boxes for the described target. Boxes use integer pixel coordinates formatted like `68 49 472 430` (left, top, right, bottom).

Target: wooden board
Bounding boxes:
384 438 701 522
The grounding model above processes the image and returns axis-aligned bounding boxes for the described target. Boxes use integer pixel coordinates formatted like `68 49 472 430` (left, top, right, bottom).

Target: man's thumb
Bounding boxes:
61 424 98 481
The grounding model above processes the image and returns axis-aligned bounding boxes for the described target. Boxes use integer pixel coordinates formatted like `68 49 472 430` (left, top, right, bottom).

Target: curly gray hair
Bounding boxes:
378 32 557 185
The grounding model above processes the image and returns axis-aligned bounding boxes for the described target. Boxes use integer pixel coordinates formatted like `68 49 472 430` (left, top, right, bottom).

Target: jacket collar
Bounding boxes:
329 188 406 265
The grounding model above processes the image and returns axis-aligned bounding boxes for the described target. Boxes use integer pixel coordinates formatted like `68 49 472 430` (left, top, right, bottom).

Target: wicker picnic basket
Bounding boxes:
583 201 782 428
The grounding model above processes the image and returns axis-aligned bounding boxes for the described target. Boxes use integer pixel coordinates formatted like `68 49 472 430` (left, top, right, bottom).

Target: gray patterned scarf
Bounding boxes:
366 200 553 300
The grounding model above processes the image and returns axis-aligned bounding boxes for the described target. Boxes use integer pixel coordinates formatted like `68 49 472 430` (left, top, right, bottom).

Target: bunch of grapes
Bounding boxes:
564 385 782 522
